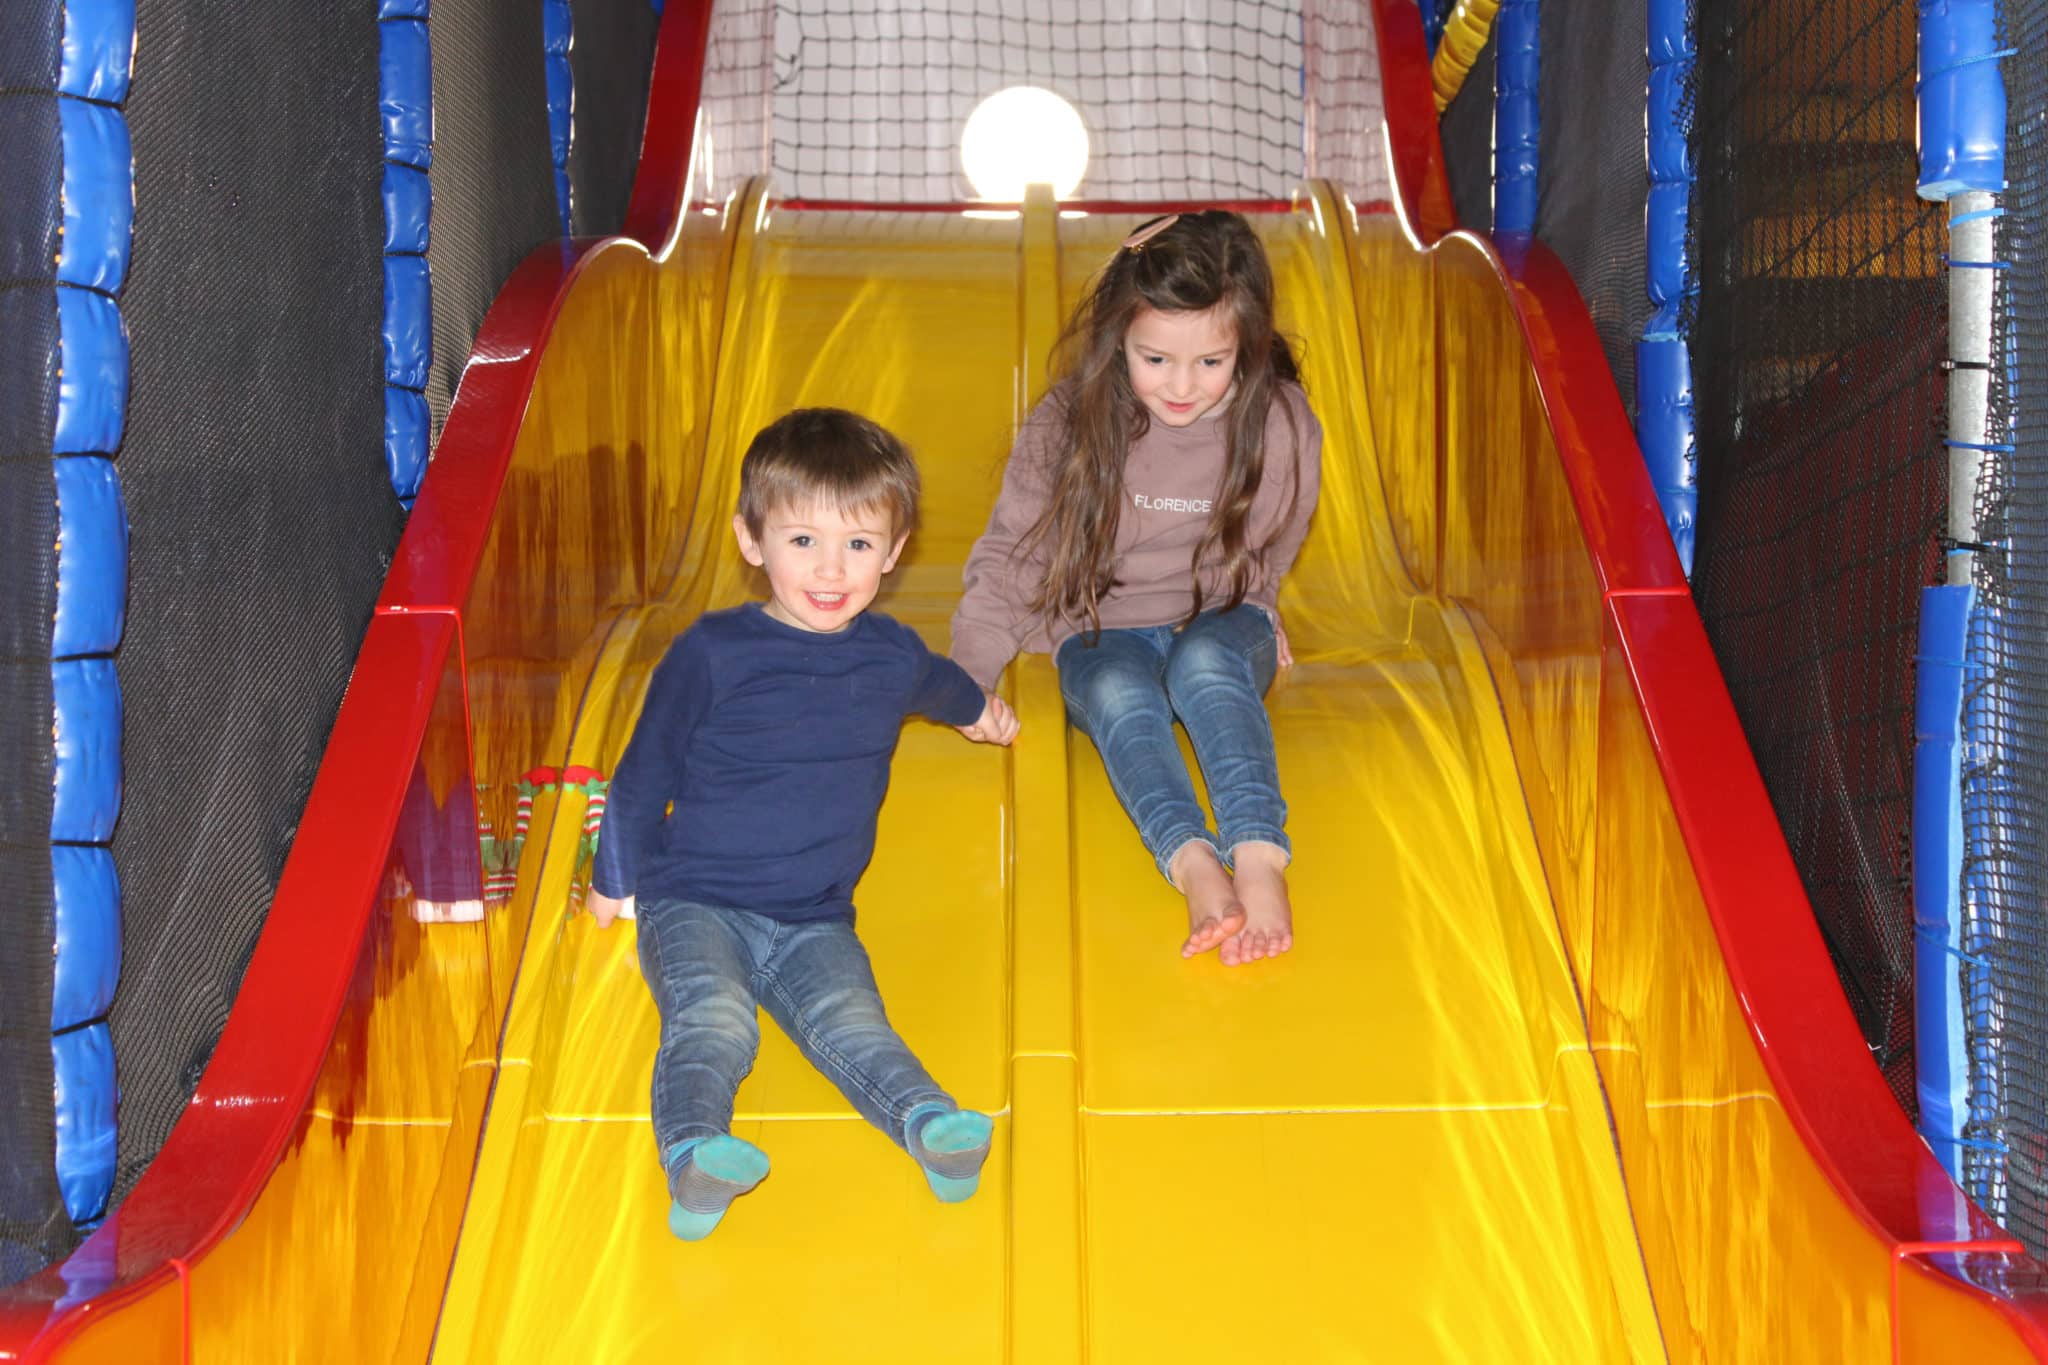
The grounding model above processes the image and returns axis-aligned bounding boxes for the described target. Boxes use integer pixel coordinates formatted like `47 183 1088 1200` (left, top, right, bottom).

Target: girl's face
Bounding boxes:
1123 305 1238 428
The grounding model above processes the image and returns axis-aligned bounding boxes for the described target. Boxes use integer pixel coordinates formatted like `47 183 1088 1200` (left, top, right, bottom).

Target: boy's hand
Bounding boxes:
587 889 629 928
956 691 1020 746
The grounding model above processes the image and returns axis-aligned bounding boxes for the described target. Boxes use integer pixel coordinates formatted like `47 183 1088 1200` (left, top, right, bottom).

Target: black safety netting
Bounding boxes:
1438 26 1493 231
0 0 70 1285
1688 0 1944 1116
768 0 1304 201
1961 0 2048 1262
424 0 560 439
567 0 660 237
1536 0 1649 417
109 2 404 1205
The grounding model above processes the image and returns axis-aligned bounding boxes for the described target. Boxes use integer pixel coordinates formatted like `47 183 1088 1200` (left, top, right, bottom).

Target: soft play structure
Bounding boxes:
6 1 2048 1360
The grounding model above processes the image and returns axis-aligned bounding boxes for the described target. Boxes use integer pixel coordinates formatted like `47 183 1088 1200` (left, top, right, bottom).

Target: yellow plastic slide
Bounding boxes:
427 190 1667 1363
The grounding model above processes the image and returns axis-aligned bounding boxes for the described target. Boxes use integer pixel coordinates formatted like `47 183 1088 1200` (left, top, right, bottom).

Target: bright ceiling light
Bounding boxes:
960 86 1089 201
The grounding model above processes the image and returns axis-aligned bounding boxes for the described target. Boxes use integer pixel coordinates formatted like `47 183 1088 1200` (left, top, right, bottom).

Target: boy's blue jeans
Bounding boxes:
1055 604 1289 884
636 899 952 1162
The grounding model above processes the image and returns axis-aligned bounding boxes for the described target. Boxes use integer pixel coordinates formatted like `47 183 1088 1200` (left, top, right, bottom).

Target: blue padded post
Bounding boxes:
380 5 432 506
1917 0 2007 199
53 290 127 457
1635 0 1696 572
51 659 121 846
1912 0 2009 1210
1492 0 1538 236
48 0 135 1230
1914 583 1974 1180
51 1025 115 1226
51 847 120 1032
55 102 131 294
59 0 134 103
1911 0 2009 1210
546 0 574 234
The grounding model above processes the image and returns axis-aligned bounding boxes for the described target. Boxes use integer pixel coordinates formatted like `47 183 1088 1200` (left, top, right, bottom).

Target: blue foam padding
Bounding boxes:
1634 336 1697 570
380 18 432 171
383 162 430 255
52 1023 116 1224
51 658 121 844
52 455 128 658
546 0 574 232
1960 598 2012 1206
1645 183 1692 307
1913 583 1974 1179
1917 0 2005 199
51 845 120 1031
383 254 432 390
1491 0 1538 235
1640 0 1698 574
547 59 573 166
57 100 133 294
378 0 428 17
53 288 127 456
384 387 430 501
59 0 135 103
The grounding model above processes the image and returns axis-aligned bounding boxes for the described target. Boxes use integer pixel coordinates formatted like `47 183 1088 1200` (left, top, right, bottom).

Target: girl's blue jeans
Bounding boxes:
636 899 952 1163
1055 604 1289 884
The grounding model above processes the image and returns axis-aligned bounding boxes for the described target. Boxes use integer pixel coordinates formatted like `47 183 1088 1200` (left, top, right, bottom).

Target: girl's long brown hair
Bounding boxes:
1020 210 1302 635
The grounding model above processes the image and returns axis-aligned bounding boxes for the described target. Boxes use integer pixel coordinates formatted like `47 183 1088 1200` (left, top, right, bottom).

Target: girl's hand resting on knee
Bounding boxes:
1274 615 1294 669
956 691 1020 746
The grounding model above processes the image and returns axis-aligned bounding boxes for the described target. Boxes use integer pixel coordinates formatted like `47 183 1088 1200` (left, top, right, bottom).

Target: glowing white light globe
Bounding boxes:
961 86 1090 201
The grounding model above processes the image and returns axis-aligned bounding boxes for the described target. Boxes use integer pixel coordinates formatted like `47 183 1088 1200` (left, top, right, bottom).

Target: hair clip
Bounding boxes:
1121 214 1180 251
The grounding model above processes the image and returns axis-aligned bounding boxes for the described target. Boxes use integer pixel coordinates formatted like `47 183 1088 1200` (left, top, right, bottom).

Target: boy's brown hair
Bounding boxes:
737 408 921 538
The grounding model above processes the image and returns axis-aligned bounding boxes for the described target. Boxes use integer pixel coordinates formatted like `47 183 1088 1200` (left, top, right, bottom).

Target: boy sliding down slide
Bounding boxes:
588 407 1018 1239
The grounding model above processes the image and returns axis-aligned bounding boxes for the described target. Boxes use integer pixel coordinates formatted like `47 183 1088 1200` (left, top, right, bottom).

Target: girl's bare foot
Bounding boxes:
1171 841 1245 958
1222 841 1293 966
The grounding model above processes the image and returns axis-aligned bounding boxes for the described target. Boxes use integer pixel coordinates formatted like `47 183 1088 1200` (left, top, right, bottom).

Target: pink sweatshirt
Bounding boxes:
950 381 1323 689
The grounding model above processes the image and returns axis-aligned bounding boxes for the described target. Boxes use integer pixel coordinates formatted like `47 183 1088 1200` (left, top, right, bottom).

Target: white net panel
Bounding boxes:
766 0 1309 202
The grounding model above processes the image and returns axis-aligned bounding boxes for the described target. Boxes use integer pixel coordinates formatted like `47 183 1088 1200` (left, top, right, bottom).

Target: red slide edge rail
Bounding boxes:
1359 0 2048 1347
0 2 719 1357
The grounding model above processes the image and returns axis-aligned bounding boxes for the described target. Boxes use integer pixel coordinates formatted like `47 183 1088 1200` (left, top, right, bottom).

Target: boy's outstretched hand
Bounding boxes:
587 889 630 928
957 691 1020 746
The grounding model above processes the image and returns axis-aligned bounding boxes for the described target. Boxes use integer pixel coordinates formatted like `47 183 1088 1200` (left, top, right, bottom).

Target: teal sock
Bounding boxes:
664 1135 769 1241
905 1103 993 1204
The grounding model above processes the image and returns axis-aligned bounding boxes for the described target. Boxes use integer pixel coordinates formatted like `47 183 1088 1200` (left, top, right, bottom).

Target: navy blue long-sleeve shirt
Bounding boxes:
591 604 987 921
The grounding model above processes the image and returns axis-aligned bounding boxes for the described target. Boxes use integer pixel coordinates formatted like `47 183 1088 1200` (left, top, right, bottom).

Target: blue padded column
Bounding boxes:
1492 0 1538 235
546 0 574 234
1914 0 2010 1212
49 0 136 1228
1634 0 1697 572
381 0 432 506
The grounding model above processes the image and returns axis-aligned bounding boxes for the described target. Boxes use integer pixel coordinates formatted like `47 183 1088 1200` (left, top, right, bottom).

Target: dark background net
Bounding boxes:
1965 0 2048 1260
0 0 69 1282
568 0 659 236
109 1 404 1206
1438 28 1493 231
1536 0 1648 417
1688 0 1943 1115
769 0 1303 201
424 0 560 439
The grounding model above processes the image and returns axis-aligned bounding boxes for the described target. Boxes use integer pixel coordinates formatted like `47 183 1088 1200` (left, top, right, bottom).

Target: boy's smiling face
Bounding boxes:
733 500 908 633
